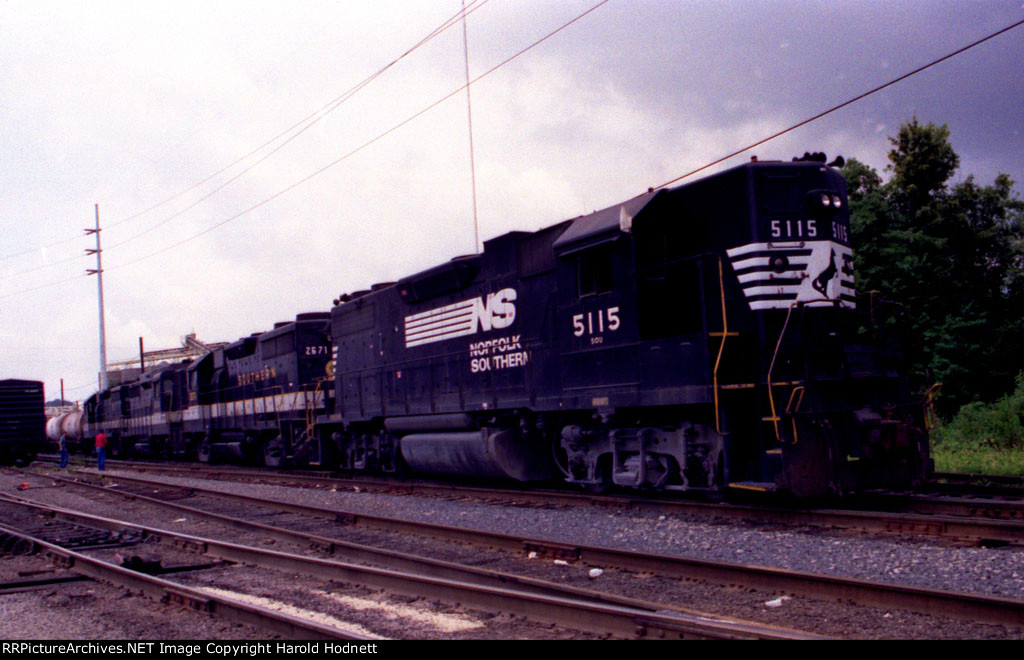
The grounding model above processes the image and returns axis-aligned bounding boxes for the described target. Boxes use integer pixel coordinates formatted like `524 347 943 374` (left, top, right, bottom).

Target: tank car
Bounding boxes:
0 379 46 466
45 408 86 452
324 157 931 496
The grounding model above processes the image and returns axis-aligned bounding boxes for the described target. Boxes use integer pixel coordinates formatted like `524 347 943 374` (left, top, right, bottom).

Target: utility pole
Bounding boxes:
461 0 479 254
85 204 108 391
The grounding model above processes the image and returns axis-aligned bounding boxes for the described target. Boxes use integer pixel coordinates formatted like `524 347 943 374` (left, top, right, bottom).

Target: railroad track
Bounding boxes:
0 495 372 639
1 482 816 640
927 472 1024 499
934 472 1024 487
858 491 1024 524
35 457 1024 547
0 495 144 550
22 466 1024 630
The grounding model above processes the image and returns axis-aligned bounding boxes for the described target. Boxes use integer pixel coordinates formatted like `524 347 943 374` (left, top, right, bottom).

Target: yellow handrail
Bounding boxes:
786 385 806 445
923 383 943 431
711 257 734 435
766 299 831 443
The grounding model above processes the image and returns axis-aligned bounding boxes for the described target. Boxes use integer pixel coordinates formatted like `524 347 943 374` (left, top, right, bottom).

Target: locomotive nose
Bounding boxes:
780 406 931 497
865 419 914 457
853 407 921 457
849 407 931 489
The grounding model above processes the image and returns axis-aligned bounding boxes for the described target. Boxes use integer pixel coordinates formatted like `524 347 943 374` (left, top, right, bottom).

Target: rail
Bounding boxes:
0 518 372 640
2 489 815 639
34 467 1024 627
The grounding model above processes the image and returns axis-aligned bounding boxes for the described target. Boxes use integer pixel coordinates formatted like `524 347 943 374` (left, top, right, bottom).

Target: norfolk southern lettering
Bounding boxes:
404 287 516 348
469 334 529 372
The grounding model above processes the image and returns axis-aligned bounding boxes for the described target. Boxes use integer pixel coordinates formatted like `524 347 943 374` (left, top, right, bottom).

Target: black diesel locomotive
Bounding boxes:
69 312 333 464
63 157 931 496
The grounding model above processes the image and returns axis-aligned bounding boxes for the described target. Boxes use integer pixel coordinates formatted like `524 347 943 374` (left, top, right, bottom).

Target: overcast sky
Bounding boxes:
2 0 1023 403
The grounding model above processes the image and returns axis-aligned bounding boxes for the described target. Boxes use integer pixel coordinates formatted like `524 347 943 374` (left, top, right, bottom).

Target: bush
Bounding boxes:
930 440 1024 475
933 373 1024 450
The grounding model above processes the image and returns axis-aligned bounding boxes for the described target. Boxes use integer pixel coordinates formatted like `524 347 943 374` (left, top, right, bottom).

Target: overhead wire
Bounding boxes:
1 0 587 296
62 380 101 394
0 250 84 283
652 17 1024 191
0 272 85 301
104 0 492 251
0 0 489 264
0 233 88 264
113 7 1024 272
1 0 491 296
4 10 1021 299
108 0 615 272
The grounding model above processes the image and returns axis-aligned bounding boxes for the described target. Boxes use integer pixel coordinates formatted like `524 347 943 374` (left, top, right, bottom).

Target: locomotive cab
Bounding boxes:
553 188 727 492
552 159 930 496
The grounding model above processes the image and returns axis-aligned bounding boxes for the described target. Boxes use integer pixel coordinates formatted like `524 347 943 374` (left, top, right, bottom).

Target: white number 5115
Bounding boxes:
573 307 621 337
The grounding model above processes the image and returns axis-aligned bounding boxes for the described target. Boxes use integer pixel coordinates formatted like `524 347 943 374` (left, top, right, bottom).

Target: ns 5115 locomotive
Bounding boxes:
59 156 932 497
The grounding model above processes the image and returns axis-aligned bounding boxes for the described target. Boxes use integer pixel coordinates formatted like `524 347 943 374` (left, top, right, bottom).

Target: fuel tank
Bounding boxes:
399 427 552 481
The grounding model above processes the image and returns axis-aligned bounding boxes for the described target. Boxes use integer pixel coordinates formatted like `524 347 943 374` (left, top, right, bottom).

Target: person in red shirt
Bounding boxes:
95 431 107 471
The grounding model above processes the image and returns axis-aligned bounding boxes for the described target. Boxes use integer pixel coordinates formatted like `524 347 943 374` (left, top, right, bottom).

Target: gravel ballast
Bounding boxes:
77 468 1024 600
3 467 1024 639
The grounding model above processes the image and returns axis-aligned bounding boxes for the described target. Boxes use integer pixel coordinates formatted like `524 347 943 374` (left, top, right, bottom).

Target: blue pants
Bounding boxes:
97 447 105 471
59 448 69 468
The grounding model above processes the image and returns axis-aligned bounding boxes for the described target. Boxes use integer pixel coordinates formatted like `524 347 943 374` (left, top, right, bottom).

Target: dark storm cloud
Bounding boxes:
473 0 1024 185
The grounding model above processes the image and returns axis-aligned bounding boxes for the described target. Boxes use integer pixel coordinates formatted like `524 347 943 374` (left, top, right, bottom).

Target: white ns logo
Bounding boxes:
473 288 517 332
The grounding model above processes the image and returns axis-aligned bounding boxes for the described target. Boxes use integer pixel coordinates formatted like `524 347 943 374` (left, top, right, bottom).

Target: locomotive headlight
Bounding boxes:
771 255 790 273
807 189 840 214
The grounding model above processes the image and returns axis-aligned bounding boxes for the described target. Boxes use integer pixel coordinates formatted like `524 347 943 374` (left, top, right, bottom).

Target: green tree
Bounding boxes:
888 117 959 220
844 119 1024 414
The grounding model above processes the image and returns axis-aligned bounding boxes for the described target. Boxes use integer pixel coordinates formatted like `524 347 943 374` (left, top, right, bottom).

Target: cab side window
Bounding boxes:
577 244 614 297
